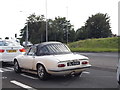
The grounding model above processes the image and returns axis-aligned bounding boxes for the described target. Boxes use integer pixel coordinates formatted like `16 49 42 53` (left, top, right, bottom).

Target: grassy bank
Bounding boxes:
68 37 118 52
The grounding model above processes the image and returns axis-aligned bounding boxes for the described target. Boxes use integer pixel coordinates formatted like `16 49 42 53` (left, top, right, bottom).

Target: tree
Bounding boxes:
76 26 88 40
85 13 112 38
47 16 75 43
20 13 46 44
20 14 75 44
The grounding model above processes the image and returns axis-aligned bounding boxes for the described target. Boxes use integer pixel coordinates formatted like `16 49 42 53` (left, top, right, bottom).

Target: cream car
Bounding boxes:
14 42 91 80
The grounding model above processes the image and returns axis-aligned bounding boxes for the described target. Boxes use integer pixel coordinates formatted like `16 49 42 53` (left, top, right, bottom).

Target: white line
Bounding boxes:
21 74 38 80
0 67 14 72
10 80 37 90
80 71 90 77
1 68 13 72
5 67 14 70
2 77 7 79
0 69 3 72
82 71 90 74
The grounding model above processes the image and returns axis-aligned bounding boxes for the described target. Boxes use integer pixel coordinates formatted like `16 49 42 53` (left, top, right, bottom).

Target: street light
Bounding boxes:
66 6 68 44
45 0 48 42
25 21 28 49
20 11 29 48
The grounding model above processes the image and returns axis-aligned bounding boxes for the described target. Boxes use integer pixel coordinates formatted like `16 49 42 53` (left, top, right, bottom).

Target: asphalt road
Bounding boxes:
1 52 119 89
79 52 118 70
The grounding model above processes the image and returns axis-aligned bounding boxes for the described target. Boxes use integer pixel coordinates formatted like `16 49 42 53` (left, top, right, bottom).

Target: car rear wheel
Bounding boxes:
37 64 48 80
14 60 21 73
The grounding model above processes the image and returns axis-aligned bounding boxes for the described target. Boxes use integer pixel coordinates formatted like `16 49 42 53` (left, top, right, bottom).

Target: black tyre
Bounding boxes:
14 60 21 73
37 64 48 80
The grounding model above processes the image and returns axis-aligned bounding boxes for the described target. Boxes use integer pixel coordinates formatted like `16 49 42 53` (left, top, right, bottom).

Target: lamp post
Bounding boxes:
45 0 48 42
20 11 28 48
66 6 68 44
25 21 28 49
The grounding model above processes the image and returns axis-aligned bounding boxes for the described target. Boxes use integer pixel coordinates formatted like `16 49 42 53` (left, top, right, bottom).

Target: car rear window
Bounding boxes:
46 44 71 54
0 41 19 46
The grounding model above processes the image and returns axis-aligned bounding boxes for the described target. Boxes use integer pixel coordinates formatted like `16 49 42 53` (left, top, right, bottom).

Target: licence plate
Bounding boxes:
67 61 80 66
7 50 17 53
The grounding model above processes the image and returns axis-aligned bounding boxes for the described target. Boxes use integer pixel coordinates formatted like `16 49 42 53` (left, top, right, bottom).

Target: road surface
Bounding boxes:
1 52 119 89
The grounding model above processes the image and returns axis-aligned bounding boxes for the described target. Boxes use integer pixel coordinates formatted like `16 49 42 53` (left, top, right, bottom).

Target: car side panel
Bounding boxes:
32 55 59 71
21 55 34 69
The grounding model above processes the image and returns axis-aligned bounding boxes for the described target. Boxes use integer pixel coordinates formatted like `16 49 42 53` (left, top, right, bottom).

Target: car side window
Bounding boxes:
38 46 50 56
27 48 34 56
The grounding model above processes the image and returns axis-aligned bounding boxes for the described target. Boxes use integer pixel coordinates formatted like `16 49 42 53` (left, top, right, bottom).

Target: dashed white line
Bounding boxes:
5 67 14 70
1 68 13 72
80 71 90 77
0 69 3 72
82 71 90 74
10 80 37 90
0 67 14 72
2 77 7 79
21 74 38 80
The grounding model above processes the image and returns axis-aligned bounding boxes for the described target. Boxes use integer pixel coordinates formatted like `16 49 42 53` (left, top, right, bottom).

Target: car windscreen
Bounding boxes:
46 44 71 55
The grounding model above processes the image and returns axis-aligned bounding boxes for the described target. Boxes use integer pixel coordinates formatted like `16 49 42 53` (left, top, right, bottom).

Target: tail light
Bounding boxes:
58 64 66 67
0 49 4 53
19 48 26 52
82 61 88 65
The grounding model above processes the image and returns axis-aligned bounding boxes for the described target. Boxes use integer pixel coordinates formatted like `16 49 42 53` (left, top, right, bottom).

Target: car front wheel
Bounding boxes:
37 64 48 80
14 60 21 73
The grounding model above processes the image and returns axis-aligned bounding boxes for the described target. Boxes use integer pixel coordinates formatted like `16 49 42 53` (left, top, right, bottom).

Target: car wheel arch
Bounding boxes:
14 58 21 67
14 58 18 63
36 63 47 71
14 58 21 73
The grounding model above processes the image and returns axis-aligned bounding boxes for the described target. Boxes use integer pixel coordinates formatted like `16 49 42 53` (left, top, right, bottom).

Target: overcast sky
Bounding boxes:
0 0 119 39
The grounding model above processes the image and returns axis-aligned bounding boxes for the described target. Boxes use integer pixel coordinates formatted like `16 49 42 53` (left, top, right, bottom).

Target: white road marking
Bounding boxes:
5 67 14 70
80 71 90 77
21 74 38 80
0 69 4 72
10 80 37 90
0 67 14 72
1 68 13 72
82 71 90 74
2 77 7 79
0 77 7 79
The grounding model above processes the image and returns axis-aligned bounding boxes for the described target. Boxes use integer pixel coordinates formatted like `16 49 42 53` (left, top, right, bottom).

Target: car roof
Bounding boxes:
34 41 62 48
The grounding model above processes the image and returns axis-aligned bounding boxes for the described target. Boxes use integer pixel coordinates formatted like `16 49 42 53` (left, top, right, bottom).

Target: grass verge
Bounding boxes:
68 37 118 52
70 48 118 52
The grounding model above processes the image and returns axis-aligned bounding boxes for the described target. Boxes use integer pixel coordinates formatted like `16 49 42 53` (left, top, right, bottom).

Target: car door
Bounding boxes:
21 47 35 69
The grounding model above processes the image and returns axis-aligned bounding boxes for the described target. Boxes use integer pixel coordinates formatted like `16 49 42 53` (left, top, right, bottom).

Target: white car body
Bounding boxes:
14 42 91 80
0 39 26 62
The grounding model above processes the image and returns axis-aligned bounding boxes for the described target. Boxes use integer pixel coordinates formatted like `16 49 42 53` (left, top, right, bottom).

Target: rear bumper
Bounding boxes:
0 55 14 62
48 66 91 72
48 65 91 75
